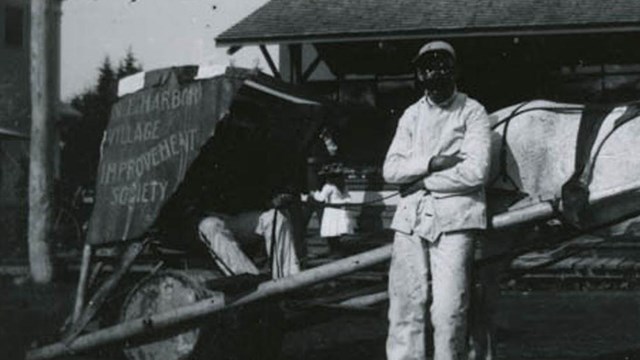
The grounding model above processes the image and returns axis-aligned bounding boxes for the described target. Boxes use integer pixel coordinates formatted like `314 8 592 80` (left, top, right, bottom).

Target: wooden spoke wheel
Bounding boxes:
120 270 284 360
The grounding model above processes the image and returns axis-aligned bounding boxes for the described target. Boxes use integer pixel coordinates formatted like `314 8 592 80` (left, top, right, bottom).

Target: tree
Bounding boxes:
117 47 141 79
63 53 142 189
63 58 114 189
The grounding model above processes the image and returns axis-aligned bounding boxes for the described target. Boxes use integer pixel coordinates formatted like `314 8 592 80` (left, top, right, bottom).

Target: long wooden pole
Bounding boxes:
27 245 392 360
26 180 640 359
28 0 54 283
491 179 640 229
338 291 388 308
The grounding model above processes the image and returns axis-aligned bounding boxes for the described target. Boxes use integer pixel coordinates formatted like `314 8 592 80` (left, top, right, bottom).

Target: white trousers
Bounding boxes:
198 209 301 279
387 230 492 360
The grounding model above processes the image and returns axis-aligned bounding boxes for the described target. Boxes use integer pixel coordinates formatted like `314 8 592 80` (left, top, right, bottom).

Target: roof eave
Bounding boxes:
215 23 640 47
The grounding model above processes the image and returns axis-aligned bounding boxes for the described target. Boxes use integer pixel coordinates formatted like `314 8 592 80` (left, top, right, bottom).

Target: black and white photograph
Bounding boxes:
1 1 640 359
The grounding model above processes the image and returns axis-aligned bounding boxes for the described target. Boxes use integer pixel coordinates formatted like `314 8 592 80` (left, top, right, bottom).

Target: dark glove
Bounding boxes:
429 155 463 172
304 195 321 208
271 193 295 209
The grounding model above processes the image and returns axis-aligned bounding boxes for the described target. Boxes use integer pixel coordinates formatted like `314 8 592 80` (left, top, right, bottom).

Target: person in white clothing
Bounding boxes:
384 40 493 360
312 170 355 252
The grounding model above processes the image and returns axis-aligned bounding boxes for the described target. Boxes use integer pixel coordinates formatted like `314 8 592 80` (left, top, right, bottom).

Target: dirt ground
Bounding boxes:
281 291 640 360
2 275 640 360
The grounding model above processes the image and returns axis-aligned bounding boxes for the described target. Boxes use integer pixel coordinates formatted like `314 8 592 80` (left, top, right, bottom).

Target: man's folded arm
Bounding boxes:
424 107 491 194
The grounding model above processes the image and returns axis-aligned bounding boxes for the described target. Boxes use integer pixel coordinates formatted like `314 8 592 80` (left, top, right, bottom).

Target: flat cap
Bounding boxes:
413 40 456 63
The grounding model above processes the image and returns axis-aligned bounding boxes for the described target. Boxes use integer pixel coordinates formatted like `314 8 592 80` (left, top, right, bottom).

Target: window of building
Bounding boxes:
5 5 24 48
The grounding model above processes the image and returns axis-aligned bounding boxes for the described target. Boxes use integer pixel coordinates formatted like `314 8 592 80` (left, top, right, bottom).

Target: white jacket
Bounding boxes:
383 93 491 240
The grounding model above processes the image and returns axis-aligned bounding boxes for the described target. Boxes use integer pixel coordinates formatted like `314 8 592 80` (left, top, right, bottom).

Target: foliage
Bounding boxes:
61 50 142 190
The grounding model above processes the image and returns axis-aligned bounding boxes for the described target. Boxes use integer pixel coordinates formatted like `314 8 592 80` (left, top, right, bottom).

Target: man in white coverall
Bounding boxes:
383 41 492 360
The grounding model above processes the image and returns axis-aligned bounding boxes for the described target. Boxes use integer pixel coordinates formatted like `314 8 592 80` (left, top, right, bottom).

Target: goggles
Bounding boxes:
415 51 455 76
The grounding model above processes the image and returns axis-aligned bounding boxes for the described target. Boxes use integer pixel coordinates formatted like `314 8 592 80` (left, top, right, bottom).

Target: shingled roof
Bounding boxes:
216 0 640 46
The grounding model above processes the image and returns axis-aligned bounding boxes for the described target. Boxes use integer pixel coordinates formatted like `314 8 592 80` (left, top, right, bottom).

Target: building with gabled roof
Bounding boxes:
216 0 640 112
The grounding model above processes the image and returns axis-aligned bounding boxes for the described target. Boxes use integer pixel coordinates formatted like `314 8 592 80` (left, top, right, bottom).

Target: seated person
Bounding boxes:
197 194 301 279
157 105 308 279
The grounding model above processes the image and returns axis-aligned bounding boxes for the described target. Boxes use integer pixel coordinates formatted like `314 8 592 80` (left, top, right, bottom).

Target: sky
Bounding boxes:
60 0 276 100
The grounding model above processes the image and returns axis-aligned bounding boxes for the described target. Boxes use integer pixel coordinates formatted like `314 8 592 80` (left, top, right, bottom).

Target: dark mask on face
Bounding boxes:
423 74 455 104
416 51 456 104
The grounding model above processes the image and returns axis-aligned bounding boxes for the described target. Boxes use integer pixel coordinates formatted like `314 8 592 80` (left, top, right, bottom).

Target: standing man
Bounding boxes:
383 41 492 360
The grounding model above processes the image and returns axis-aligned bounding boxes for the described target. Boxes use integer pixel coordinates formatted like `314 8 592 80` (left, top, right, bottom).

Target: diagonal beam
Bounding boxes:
302 55 322 82
259 45 281 80
226 45 242 55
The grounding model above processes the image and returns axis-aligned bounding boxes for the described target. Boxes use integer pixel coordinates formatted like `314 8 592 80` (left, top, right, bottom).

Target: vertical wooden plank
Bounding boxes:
289 44 302 84
29 0 55 283
72 244 93 322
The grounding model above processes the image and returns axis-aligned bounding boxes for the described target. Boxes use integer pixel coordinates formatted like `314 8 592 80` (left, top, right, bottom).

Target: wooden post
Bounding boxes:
288 44 302 84
72 244 93 322
28 0 55 283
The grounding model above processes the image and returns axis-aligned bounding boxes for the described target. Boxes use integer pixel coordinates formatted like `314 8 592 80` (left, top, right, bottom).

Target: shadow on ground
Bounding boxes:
0 276 75 360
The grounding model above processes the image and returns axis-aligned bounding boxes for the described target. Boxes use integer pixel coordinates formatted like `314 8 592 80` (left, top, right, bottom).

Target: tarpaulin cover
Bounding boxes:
86 67 248 245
